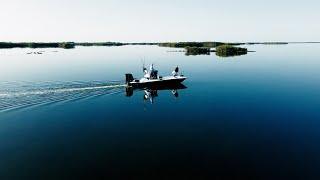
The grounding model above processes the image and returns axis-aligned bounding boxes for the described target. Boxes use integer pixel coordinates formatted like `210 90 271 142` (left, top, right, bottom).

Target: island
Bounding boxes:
215 45 248 57
159 42 244 48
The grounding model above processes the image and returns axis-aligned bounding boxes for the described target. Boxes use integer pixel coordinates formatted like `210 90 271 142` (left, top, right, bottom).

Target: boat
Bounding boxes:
125 64 187 88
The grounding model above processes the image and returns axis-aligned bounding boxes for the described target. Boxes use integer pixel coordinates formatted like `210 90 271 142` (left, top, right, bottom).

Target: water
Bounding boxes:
0 44 320 179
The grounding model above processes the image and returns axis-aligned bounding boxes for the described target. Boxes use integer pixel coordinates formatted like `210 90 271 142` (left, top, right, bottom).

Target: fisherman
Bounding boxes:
143 65 150 79
149 64 158 79
172 66 179 76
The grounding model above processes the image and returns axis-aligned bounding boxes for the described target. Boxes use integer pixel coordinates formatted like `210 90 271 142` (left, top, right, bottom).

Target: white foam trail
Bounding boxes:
0 84 126 98
0 81 127 112
0 89 124 113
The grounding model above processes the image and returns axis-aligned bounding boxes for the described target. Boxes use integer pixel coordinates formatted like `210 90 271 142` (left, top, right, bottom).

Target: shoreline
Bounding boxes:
0 41 319 49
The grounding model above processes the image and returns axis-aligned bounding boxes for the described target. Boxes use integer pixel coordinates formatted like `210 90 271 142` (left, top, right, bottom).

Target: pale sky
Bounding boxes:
0 0 319 42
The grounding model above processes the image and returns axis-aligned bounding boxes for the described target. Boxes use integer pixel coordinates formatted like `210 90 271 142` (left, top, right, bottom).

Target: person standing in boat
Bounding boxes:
172 66 179 77
149 64 158 79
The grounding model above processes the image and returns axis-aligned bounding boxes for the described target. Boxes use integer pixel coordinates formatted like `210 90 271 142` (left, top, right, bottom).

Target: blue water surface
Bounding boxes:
0 44 319 179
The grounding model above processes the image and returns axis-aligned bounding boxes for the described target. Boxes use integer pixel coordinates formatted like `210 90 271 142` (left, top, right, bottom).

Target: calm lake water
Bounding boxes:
0 44 320 179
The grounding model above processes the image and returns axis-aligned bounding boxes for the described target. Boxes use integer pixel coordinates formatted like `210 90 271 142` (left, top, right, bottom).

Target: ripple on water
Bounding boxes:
0 81 126 112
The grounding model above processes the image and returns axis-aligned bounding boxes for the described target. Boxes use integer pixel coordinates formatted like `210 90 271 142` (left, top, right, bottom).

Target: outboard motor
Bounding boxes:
125 74 134 84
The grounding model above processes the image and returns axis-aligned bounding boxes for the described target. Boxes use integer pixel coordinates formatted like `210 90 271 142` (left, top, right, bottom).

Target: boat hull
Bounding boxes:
129 76 187 88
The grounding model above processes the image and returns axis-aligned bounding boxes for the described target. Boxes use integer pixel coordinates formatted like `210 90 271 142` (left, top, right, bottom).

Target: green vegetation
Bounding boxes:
185 47 211 56
127 42 158 45
159 42 250 57
215 45 247 57
159 42 244 48
0 42 160 49
58 42 76 49
76 42 158 46
0 42 75 49
75 42 125 46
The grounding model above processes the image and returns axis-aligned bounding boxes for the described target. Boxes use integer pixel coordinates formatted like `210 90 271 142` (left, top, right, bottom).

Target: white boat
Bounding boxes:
125 64 187 88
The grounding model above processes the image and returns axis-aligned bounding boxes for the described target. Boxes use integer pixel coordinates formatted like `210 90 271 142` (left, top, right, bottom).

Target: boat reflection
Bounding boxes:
125 83 187 104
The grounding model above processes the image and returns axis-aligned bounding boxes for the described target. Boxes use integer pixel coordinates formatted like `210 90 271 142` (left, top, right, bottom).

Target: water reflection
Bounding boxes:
126 83 187 104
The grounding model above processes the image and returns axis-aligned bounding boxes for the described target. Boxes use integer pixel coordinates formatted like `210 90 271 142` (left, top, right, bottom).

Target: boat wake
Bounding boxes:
0 81 126 112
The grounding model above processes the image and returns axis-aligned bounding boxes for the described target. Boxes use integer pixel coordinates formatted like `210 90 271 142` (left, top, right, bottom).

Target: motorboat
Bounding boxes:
125 64 187 88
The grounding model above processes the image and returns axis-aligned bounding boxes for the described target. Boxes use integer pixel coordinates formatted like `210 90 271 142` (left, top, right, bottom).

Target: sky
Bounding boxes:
0 0 319 42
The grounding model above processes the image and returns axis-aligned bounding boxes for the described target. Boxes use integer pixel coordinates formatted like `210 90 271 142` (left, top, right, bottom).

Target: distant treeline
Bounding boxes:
0 42 160 49
0 42 76 49
159 42 244 48
75 42 125 46
127 42 158 45
76 42 158 47
0 41 292 49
